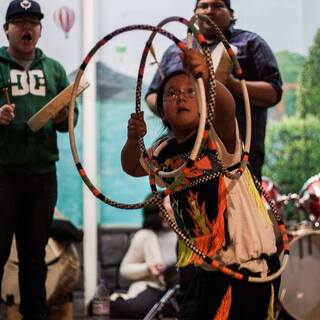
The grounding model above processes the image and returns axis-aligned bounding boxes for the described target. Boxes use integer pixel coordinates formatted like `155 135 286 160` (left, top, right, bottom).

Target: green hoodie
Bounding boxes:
0 47 78 173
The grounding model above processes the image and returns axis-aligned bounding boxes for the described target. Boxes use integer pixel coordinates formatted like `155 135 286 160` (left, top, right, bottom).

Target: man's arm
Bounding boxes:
226 34 282 108
225 76 279 107
53 63 79 132
145 62 162 113
145 92 157 113
145 43 184 113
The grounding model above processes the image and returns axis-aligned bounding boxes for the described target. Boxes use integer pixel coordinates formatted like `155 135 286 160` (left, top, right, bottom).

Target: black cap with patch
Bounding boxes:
5 0 44 22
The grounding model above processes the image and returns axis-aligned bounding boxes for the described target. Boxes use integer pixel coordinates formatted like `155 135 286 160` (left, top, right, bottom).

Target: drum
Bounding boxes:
1 237 80 305
279 230 320 319
299 174 320 219
261 176 283 212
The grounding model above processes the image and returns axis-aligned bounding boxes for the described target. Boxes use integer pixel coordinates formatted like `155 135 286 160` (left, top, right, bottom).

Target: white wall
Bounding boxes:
0 0 319 79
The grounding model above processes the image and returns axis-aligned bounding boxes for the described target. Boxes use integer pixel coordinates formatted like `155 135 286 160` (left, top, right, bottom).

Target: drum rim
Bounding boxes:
286 229 320 240
279 230 320 319
299 174 320 197
286 223 316 237
2 243 79 304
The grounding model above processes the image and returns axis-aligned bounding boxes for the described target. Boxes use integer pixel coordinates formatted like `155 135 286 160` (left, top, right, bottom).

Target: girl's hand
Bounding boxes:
182 48 209 84
127 112 147 141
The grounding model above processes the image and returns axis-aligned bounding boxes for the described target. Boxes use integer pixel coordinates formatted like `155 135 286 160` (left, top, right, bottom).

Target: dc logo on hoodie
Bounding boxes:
10 69 46 96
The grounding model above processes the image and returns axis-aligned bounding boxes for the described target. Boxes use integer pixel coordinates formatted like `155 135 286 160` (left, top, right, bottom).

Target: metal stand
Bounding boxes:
143 285 180 320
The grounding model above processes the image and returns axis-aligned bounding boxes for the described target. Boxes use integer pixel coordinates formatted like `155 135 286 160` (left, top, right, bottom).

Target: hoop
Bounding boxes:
148 131 289 283
194 14 252 179
145 78 207 179
68 19 289 283
153 193 289 283
143 16 262 280
146 14 252 198
136 17 212 178
68 22 207 209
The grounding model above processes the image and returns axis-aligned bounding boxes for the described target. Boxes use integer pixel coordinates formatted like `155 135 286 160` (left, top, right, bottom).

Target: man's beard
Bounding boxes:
199 21 220 43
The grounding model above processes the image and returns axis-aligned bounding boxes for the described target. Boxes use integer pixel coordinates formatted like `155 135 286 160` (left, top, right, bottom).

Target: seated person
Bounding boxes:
90 195 178 319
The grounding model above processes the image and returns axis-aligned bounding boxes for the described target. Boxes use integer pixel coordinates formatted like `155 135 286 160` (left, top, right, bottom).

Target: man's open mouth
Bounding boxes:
21 33 32 41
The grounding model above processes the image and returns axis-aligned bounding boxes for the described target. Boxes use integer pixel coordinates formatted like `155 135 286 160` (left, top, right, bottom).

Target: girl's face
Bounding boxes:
162 74 199 141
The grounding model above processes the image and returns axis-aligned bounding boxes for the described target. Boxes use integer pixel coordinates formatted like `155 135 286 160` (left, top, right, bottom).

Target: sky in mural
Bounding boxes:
1 0 319 81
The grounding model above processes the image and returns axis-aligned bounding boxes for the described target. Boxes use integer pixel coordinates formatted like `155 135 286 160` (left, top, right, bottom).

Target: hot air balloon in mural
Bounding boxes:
53 7 75 39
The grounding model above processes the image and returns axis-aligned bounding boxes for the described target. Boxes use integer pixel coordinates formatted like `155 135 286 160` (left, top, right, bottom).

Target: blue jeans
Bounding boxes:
0 171 57 319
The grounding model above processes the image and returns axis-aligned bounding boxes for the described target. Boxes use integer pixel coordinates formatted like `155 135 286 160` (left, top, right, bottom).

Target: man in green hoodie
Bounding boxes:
0 1 78 319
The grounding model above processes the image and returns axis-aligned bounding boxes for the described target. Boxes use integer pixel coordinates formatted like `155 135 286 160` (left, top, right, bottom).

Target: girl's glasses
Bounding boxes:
164 88 196 100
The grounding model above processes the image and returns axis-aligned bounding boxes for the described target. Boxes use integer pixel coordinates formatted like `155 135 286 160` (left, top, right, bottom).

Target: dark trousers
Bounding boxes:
0 171 57 320
111 287 165 319
88 287 168 319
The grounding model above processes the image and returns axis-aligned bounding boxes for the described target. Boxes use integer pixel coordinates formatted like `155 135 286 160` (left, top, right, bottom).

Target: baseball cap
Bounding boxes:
5 0 44 22
224 0 231 10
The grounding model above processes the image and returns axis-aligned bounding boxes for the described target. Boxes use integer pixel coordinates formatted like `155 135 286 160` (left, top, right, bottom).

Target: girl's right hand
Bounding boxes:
127 112 147 141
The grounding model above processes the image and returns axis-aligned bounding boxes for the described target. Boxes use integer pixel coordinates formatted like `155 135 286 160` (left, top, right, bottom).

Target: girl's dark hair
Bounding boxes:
155 70 190 126
142 194 163 231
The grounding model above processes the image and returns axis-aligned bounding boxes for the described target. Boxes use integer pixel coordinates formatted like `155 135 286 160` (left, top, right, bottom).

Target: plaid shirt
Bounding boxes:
147 25 283 153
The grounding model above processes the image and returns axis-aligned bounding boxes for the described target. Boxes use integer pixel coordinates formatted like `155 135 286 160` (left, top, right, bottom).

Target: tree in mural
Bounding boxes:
275 51 305 117
296 28 320 118
264 115 320 195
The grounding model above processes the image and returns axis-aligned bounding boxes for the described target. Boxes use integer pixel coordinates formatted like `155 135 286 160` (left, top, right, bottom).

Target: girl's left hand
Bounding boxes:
127 112 146 141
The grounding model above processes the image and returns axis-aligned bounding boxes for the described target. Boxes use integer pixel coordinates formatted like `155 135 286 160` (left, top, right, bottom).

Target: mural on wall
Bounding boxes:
1 0 319 227
53 6 75 38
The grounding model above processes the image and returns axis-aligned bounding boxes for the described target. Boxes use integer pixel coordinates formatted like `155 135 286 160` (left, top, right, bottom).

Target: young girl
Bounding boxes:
121 49 278 320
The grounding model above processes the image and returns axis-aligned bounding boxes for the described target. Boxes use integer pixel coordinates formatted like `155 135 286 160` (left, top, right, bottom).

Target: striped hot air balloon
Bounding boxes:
53 7 75 38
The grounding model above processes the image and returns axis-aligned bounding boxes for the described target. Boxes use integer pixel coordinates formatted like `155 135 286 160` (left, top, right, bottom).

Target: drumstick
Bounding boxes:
2 88 11 105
